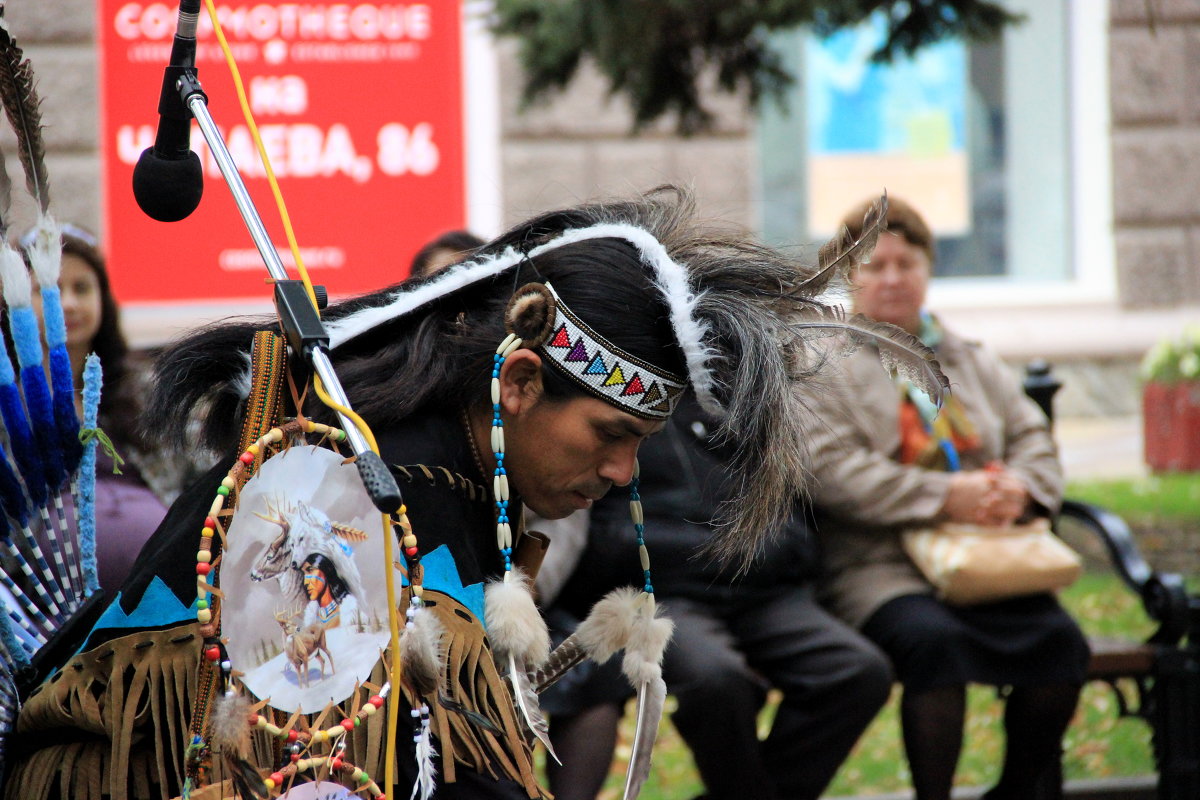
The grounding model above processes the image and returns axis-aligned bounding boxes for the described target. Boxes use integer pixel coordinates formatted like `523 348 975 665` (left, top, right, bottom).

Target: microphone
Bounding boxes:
132 0 205 222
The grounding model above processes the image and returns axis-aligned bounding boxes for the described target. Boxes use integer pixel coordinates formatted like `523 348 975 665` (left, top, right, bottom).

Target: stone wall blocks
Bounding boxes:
0 151 100 236
1109 28 1186 123
0 46 101 151
6 1 97 43
1111 129 1200 223
501 140 593 224
1186 225 1200 299
668 138 754 225
1114 226 1196 307
1111 0 1200 24
1183 28 1200 121
590 139 678 198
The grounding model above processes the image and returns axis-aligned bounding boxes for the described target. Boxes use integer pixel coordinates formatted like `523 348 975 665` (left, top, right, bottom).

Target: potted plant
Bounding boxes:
1140 326 1200 472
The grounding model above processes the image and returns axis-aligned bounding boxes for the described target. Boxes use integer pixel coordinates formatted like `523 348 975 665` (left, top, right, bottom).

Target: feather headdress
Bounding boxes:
0 12 102 770
149 186 946 569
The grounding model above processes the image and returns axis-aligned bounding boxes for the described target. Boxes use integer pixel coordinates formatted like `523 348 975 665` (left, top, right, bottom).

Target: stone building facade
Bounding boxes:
10 1 1200 417
1110 0 1200 308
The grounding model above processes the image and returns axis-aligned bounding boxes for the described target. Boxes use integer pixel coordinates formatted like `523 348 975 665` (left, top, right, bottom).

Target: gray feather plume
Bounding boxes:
506 651 559 764
0 15 49 215
789 305 949 407
623 676 666 800
800 191 889 295
0 140 12 240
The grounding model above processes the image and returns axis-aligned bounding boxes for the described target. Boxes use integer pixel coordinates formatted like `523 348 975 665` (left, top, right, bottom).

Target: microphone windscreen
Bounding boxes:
132 148 204 222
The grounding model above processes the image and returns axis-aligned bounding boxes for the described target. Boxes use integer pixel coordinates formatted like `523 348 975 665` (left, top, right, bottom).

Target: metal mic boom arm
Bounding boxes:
175 71 403 513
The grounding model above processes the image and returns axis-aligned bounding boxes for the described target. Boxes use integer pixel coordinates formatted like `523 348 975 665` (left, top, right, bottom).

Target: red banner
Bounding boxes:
98 1 465 304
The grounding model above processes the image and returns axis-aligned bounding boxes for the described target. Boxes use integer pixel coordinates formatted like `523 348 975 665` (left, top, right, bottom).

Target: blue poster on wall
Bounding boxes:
805 13 969 235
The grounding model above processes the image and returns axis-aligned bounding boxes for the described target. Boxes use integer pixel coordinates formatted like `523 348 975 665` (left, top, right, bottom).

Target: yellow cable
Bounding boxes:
312 374 379 454
201 0 316 309
201 4 402 790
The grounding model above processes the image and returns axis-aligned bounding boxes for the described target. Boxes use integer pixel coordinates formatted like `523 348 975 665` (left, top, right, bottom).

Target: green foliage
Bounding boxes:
1066 473 1200 523
1140 325 1200 383
491 0 1020 133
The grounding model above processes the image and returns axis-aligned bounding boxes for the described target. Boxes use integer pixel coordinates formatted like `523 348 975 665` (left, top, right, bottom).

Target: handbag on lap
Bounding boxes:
901 519 1082 606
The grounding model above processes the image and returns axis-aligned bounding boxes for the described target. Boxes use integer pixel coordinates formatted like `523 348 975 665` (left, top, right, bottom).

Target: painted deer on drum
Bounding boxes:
274 606 336 687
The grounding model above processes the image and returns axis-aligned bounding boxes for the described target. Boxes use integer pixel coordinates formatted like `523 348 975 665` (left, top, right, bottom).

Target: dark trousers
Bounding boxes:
661 586 893 800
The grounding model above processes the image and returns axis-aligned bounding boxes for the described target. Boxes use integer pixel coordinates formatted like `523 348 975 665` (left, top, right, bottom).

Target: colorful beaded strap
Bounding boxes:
185 417 416 799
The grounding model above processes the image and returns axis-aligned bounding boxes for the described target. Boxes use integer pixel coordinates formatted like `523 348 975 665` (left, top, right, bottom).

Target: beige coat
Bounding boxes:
802 324 1063 628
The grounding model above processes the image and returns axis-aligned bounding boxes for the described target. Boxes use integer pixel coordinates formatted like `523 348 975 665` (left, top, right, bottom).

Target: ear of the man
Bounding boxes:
497 349 544 415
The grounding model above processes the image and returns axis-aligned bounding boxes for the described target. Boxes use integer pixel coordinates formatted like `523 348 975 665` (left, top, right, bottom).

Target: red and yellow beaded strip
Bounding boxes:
249 690 390 797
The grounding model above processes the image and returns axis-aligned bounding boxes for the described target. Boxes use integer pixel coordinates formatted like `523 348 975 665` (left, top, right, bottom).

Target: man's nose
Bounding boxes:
598 441 640 487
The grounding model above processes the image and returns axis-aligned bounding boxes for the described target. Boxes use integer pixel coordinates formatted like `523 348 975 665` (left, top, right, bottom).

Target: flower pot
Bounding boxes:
1143 380 1200 472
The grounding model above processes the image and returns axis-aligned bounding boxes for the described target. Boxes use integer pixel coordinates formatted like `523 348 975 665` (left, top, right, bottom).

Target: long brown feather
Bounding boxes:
799 191 889 295
0 15 50 214
0 140 13 239
532 634 587 693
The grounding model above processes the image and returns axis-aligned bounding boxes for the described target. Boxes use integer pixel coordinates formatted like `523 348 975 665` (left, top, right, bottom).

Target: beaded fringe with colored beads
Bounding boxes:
483 333 558 765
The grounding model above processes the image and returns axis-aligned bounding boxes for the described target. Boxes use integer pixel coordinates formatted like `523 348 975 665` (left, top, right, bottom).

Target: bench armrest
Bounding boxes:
1058 498 1191 646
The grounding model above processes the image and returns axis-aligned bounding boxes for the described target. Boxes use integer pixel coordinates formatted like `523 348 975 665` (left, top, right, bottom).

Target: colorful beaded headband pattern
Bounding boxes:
539 284 686 420
325 221 718 415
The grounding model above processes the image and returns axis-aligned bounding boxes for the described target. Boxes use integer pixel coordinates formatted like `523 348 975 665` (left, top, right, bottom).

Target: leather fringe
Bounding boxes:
8 624 202 800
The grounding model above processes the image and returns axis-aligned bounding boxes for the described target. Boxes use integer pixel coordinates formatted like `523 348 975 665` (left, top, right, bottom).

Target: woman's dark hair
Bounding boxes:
409 230 486 278
59 230 153 453
59 230 131 408
302 552 350 602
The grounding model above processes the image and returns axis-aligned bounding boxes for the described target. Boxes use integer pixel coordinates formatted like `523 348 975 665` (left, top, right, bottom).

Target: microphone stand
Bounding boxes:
174 72 402 513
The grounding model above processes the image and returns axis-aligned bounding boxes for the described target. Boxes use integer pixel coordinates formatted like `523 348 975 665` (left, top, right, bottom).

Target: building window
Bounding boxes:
758 1 1109 299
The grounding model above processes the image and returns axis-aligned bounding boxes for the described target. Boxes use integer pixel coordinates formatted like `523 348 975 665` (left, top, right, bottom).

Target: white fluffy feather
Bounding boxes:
411 713 438 800
620 594 673 686
572 586 643 663
483 568 549 667
574 587 673 680
0 244 30 307
229 350 253 401
25 215 61 289
209 692 253 753
400 605 445 697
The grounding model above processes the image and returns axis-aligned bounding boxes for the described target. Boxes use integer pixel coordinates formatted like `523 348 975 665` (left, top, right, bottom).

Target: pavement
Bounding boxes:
1054 415 1145 482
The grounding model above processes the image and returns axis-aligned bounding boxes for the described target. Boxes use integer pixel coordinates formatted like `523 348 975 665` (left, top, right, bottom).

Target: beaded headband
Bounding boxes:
538 284 685 420
326 222 719 414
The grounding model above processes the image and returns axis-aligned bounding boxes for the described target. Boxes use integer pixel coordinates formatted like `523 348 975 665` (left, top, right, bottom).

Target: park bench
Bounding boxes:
1024 362 1199 800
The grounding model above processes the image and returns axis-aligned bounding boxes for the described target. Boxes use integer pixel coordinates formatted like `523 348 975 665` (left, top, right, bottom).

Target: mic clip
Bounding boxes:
172 69 208 115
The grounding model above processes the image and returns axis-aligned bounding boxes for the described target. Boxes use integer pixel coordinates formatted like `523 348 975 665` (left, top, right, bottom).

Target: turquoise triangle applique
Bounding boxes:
401 543 487 627
585 354 608 375
79 575 199 653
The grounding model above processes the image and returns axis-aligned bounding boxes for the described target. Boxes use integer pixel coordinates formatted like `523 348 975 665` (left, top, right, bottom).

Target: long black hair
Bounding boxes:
149 200 688 453
146 185 860 567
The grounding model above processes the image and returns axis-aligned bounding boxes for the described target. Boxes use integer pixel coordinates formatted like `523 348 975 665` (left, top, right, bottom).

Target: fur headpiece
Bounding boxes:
149 186 946 566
